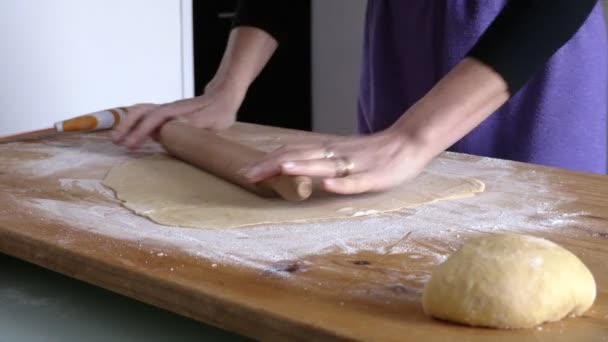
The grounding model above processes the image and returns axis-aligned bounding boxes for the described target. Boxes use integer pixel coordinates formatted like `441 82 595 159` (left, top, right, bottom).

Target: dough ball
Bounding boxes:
422 233 596 329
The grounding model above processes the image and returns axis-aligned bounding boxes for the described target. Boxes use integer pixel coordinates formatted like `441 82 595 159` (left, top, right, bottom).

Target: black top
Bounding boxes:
232 0 598 94
232 0 291 43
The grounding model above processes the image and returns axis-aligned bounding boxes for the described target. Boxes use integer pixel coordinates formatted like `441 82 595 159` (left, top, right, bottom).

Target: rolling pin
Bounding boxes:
158 120 313 202
0 107 129 143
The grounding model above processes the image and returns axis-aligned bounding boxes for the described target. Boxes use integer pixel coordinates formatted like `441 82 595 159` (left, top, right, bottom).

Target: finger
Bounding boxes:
172 98 211 114
112 105 155 143
178 110 229 129
123 99 206 148
244 147 328 182
123 108 180 149
266 143 325 158
114 97 216 146
322 173 376 195
280 158 350 178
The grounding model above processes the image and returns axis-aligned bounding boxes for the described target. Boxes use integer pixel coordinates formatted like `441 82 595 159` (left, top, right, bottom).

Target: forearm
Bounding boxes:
391 57 509 159
209 26 278 94
467 0 597 93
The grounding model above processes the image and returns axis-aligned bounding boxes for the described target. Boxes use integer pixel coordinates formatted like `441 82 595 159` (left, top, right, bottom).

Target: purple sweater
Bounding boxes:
358 1 607 174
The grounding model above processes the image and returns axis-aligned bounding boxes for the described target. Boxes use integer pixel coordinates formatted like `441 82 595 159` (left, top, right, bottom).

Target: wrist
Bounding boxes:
386 114 441 160
205 75 248 101
379 123 437 170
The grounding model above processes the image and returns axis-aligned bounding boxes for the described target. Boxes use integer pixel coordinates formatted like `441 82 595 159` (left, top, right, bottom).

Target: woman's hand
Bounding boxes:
112 81 246 149
241 58 510 196
243 129 433 195
112 26 280 150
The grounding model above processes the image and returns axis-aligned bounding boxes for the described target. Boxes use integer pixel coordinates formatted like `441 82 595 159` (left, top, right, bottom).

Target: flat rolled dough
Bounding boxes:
102 155 485 229
422 233 596 329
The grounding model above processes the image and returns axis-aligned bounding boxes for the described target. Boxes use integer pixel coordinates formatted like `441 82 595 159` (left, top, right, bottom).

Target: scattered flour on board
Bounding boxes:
5 138 591 272
19 139 162 177
59 178 114 197
25 174 586 271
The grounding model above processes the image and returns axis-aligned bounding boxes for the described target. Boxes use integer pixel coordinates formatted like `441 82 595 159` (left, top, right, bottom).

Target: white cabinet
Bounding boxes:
0 0 192 136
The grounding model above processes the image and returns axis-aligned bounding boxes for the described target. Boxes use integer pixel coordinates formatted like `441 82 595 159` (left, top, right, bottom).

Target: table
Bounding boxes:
1 123 607 341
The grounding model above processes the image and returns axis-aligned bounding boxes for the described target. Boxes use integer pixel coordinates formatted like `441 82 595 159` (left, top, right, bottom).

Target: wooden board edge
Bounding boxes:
0 228 348 342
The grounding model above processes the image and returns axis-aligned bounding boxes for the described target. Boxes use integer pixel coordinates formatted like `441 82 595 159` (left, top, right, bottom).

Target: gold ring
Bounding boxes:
334 157 355 177
323 147 335 159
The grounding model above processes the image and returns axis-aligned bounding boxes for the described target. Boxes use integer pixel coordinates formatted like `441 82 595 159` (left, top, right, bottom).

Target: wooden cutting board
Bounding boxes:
0 123 606 341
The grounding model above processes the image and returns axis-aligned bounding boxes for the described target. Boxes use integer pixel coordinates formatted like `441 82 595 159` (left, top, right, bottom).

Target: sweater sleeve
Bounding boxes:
467 0 598 94
231 0 289 43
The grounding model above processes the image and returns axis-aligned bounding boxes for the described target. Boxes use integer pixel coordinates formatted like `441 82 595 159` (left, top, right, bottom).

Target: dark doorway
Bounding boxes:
192 1 312 131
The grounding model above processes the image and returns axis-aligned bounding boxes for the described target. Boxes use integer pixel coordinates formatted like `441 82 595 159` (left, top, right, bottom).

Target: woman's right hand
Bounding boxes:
112 80 246 150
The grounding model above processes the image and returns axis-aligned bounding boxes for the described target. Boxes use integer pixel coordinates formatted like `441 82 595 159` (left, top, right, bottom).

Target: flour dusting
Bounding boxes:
59 178 114 197
20 138 162 177
2 137 591 274
24 176 585 272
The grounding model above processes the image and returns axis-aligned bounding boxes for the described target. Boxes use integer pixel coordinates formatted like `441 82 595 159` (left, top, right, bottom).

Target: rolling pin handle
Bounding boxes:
54 108 127 132
260 175 313 202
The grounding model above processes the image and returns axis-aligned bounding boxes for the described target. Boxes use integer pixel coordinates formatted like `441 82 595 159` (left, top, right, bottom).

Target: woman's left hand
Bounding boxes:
243 130 432 195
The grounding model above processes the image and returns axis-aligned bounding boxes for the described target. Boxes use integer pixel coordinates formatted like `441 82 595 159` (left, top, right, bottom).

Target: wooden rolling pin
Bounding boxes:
0 107 129 143
158 120 313 202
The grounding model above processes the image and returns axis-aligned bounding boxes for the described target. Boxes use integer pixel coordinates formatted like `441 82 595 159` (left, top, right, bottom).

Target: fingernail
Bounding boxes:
282 162 296 170
244 166 261 178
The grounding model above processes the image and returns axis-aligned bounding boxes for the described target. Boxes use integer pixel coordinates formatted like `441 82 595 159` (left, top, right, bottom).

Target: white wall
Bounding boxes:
311 0 366 135
0 0 193 136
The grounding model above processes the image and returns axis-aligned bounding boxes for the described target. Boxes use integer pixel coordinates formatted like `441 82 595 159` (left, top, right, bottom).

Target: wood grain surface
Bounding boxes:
0 123 606 341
